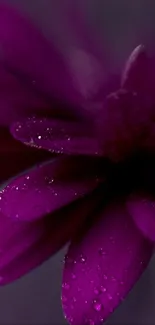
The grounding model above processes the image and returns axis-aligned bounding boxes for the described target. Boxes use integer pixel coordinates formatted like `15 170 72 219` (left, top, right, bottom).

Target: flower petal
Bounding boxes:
11 117 102 156
62 202 153 325
127 195 155 242
0 63 49 126
0 194 95 285
58 2 119 103
0 4 84 112
0 157 100 221
121 45 155 102
0 127 50 183
0 4 114 120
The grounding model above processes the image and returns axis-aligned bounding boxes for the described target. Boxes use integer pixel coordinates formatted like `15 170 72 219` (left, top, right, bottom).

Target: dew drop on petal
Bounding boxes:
98 248 106 256
93 299 103 312
97 265 101 272
61 295 67 303
80 254 86 263
85 319 95 325
107 294 113 300
100 286 107 293
78 287 82 292
71 273 76 280
62 282 70 290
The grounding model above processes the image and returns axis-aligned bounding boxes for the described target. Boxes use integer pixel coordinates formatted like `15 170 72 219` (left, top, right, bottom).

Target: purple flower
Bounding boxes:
0 3 155 325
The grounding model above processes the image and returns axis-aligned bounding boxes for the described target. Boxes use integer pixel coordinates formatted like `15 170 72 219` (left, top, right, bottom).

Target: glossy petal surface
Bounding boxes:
11 117 102 156
62 202 153 325
0 157 100 221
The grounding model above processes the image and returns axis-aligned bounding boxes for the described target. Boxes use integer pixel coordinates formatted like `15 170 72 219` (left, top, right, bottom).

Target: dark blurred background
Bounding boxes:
0 0 155 324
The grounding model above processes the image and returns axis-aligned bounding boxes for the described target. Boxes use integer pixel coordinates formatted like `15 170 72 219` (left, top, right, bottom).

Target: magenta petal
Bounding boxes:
62 202 153 325
0 158 99 221
0 5 87 109
0 63 49 126
121 45 155 103
0 195 95 285
127 195 155 241
11 117 101 156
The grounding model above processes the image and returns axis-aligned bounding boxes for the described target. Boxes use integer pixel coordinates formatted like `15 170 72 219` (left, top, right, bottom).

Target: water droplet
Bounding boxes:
67 137 71 141
111 276 116 282
108 294 112 300
61 295 67 303
85 300 88 304
98 248 106 256
62 282 70 290
93 299 103 312
49 178 54 184
88 320 95 325
73 297 77 303
80 254 86 263
68 316 73 323
103 274 108 280
26 176 30 180
15 187 19 190
71 273 76 280
38 135 42 139
100 286 107 293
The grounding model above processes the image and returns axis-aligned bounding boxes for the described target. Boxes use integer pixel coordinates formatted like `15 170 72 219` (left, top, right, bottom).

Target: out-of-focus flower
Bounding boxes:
0 3 155 325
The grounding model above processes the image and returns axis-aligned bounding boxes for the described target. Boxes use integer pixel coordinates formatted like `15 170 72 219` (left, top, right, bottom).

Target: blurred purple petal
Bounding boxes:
0 4 85 114
0 157 100 221
121 45 155 103
127 194 155 241
62 202 153 325
0 63 50 126
11 117 102 156
0 3 116 122
0 195 96 285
